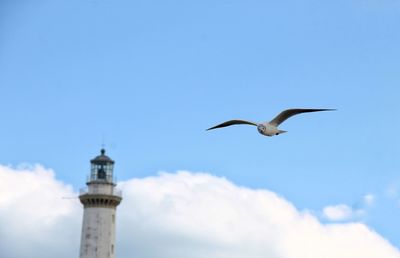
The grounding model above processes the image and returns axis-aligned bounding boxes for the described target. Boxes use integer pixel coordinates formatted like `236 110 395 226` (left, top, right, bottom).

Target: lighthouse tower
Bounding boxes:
79 149 122 258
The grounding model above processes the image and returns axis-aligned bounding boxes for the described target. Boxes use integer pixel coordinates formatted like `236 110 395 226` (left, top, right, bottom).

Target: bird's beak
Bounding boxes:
278 130 287 134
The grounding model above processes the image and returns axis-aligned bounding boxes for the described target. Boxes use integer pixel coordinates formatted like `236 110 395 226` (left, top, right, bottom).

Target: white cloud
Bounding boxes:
322 204 364 221
364 194 376 207
386 184 399 199
0 166 399 258
321 193 376 223
323 204 353 221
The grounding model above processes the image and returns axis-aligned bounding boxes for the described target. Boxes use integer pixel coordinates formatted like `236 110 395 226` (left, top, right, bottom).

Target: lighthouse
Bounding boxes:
79 149 122 258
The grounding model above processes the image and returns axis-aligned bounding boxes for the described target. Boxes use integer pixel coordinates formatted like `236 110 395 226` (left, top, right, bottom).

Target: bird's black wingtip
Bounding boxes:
315 108 337 111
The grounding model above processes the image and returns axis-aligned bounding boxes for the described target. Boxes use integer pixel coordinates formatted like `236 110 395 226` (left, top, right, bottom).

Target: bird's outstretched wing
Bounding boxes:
269 108 335 126
207 120 258 130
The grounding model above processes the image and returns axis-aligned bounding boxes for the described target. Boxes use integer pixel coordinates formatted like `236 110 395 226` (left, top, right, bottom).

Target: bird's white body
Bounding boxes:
257 123 286 136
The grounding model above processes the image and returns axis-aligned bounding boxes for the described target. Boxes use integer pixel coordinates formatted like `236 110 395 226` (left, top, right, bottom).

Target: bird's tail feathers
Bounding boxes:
278 130 287 135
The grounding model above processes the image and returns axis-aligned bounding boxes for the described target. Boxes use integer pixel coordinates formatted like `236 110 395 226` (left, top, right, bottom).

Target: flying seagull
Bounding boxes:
207 108 335 137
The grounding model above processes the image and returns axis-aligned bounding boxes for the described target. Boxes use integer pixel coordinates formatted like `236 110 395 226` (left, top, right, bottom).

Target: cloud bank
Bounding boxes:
0 165 399 258
0 165 81 258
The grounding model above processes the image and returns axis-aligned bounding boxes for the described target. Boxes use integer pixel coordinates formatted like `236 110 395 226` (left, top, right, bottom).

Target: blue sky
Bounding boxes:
1 0 400 251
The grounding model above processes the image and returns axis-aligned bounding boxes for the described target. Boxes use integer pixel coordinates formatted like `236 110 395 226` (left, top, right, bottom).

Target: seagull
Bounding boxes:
207 108 335 137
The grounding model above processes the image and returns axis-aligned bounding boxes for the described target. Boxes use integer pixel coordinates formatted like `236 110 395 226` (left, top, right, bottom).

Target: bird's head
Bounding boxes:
257 124 266 134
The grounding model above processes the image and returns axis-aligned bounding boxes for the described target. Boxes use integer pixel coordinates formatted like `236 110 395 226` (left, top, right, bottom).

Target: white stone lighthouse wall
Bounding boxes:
79 207 117 258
